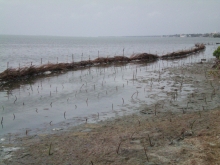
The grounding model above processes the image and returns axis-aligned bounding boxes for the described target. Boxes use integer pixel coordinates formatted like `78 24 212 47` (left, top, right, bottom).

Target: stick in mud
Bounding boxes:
49 142 53 156
131 91 137 99
144 146 150 162
148 134 154 147
64 111 66 119
116 140 122 154
122 98 124 105
14 95 17 104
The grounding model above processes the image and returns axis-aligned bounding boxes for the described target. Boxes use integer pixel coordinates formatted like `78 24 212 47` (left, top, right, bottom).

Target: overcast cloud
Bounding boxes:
0 0 219 36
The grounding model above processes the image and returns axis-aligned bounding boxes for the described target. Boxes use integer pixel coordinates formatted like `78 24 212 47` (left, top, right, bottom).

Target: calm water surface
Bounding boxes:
0 35 219 137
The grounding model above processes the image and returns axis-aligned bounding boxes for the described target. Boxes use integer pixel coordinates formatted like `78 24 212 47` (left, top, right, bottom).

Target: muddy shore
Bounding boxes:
1 59 220 165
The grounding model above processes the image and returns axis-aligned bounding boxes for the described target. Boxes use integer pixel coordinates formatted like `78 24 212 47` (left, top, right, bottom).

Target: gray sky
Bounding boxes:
0 0 219 37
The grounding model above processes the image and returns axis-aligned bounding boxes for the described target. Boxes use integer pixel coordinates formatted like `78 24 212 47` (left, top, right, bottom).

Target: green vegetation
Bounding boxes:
213 33 220 38
213 46 220 59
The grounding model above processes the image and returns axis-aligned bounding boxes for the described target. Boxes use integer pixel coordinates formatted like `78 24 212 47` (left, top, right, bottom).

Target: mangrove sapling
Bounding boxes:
203 95 207 105
122 98 124 105
14 95 17 104
131 91 137 99
210 81 216 93
49 142 53 156
154 104 157 116
1 117 3 125
50 121 52 125
144 146 150 162
64 111 66 119
80 84 84 91
86 98 88 106
147 134 154 147
138 119 141 126
198 110 201 118
116 140 123 154
189 120 197 132
13 113 15 120
130 132 137 139
2 106 4 110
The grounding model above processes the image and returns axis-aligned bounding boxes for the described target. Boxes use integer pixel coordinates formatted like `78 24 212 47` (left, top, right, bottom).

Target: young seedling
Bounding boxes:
116 140 122 154
122 98 124 105
64 111 66 119
154 104 157 115
189 120 196 131
49 142 53 156
138 119 141 126
97 112 99 119
14 95 17 104
86 98 88 106
148 134 154 147
80 84 84 91
144 146 149 162
13 114 15 120
131 92 137 99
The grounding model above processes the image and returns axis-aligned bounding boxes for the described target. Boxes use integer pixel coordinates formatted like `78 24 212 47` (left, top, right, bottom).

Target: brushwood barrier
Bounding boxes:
0 44 205 83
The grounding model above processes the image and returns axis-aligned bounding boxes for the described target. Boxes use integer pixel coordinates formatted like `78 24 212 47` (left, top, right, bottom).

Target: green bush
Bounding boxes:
213 46 220 59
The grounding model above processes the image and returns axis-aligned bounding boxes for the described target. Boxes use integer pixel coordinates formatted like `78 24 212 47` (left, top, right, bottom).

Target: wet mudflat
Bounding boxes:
1 57 220 164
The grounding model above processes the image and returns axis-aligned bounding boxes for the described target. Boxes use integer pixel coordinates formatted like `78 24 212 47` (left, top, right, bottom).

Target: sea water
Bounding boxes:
0 35 219 136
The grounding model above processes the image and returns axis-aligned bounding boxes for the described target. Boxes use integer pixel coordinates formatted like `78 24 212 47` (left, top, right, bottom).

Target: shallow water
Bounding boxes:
0 36 219 137
0 35 219 72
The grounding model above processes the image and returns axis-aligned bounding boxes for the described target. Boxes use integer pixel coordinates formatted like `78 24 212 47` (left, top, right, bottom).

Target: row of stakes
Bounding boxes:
1 53 213 135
